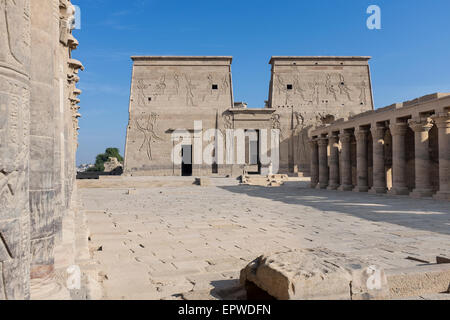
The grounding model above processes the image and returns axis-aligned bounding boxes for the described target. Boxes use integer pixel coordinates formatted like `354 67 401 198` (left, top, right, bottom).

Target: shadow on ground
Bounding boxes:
219 181 450 236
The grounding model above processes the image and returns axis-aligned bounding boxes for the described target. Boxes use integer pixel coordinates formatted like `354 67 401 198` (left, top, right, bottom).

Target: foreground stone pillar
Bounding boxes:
389 123 409 195
309 139 319 188
409 118 434 198
432 113 450 200
353 128 369 192
369 124 387 194
327 134 340 190
0 0 31 299
317 137 329 189
338 132 353 191
29 0 57 279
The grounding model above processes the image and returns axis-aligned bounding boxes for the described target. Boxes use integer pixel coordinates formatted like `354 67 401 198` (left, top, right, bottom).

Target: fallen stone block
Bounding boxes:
240 248 389 300
195 178 211 187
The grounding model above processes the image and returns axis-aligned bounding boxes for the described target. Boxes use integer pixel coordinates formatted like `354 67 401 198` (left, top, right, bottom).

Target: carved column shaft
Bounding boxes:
29 0 58 279
389 123 409 195
432 113 450 200
338 133 353 191
328 134 340 190
369 125 387 194
0 0 32 300
353 128 369 192
309 139 319 188
409 118 434 198
317 138 329 189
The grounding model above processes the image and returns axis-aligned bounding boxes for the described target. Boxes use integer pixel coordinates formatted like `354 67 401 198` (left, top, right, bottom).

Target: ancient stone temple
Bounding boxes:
0 0 82 300
124 56 374 177
309 93 450 200
268 57 374 175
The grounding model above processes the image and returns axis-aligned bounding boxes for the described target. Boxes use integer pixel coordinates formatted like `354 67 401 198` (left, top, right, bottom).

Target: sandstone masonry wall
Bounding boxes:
0 0 82 300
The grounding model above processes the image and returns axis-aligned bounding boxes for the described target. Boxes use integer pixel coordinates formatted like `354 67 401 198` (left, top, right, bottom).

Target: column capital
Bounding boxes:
370 125 386 140
328 133 339 144
408 117 433 133
354 128 368 142
338 132 352 143
389 122 408 136
308 138 318 148
431 112 450 129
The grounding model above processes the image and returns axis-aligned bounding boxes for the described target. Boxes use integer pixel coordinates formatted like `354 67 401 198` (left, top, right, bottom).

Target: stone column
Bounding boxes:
369 124 387 194
389 123 409 195
327 134 340 190
432 113 450 201
0 0 31 300
338 132 353 191
29 0 57 279
317 137 329 189
309 139 319 188
409 118 434 198
353 128 369 192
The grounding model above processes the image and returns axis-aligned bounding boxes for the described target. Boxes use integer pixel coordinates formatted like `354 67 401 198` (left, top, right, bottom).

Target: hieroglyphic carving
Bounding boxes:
185 75 196 106
221 75 229 95
359 80 367 104
293 74 307 101
338 74 352 101
271 113 281 130
0 6 31 295
325 74 338 101
136 79 149 106
275 74 286 95
0 0 31 67
173 73 180 95
136 113 163 160
156 75 166 95
310 79 320 105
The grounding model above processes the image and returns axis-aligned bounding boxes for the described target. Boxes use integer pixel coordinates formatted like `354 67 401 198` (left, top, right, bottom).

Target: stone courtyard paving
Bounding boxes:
79 177 450 300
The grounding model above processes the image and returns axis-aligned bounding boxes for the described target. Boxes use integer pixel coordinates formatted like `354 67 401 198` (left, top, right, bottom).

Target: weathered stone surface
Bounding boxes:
240 249 389 300
386 264 450 299
0 0 32 300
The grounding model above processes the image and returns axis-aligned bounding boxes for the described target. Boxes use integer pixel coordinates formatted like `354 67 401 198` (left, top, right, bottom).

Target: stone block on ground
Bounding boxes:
194 178 211 187
240 248 389 300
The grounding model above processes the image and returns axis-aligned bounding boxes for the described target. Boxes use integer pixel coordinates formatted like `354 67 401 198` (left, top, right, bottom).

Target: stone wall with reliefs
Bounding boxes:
0 0 82 300
268 57 374 175
124 57 234 176
0 0 32 300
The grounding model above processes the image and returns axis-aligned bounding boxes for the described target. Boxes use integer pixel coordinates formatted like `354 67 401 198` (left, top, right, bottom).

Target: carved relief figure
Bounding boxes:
271 113 281 130
185 75 196 106
325 74 337 101
173 73 180 95
223 114 233 129
0 0 29 66
294 112 305 132
310 79 320 105
135 113 163 160
293 74 306 101
136 79 149 106
338 74 352 101
156 75 166 95
359 80 367 104
221 75 229 95
275 74 286 95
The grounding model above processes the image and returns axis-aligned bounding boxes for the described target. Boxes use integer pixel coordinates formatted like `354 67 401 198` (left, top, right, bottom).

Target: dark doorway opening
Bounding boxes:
181 145 192 176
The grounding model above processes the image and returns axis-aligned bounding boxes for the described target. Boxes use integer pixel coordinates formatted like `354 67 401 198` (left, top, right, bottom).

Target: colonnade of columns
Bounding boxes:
310 113 450 200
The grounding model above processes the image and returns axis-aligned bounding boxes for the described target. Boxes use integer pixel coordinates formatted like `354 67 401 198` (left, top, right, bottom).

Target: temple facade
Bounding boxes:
124 56 374 177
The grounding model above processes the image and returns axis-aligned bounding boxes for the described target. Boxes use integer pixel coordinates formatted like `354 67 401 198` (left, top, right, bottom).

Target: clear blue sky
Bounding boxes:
73 0 450 165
